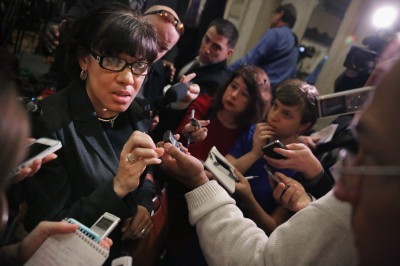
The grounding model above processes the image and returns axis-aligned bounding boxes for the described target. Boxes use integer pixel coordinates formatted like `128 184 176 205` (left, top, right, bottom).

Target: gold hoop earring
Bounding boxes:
80 70 88 80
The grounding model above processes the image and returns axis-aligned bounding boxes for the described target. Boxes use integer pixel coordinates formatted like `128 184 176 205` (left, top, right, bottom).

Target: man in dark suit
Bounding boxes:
168 0 229 67
175 18 238 96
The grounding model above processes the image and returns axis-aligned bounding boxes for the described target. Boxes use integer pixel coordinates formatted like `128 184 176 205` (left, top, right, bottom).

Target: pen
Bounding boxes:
244 175 259 180
187 110 195 146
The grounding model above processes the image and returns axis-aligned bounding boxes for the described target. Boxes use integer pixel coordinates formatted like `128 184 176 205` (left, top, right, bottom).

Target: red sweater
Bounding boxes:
176 94 243 161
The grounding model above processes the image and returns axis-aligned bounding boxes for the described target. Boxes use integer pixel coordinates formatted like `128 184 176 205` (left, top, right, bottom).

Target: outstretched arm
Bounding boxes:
161 143 271 265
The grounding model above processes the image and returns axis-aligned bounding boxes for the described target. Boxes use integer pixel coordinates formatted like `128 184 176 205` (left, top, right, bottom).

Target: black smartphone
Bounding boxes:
262 140 287 159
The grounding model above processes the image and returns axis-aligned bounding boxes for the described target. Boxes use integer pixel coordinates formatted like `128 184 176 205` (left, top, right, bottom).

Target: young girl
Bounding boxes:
226 79 319 233
169 65 270 266
175 65 271 161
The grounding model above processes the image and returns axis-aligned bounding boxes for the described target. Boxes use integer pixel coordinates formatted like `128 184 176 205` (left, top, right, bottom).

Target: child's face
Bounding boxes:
222 76 250 115
267 99 308 140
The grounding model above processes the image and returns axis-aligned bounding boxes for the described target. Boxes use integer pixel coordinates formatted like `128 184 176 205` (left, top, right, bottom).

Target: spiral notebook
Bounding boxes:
204 146 238 194
25 223 109 266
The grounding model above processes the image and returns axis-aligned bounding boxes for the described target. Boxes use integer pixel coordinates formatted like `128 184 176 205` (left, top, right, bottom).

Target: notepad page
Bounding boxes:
25 229 109 266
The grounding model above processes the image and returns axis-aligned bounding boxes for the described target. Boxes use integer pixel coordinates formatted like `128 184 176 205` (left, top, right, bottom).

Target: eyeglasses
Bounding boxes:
90 51 151 76
331 149 400 180
144 10 184 35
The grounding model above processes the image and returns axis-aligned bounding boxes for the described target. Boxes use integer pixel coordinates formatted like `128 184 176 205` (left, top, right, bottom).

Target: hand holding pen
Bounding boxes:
184 110 210 146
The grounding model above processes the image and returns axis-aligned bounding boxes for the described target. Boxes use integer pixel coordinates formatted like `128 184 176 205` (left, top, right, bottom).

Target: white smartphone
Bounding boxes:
11 137 62 176
90 212 120 240
111 256 133 266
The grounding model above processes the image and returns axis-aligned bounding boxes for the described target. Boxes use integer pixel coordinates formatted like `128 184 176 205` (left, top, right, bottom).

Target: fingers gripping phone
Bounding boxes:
262 140 287 159
163 130 183 151
11 138 62 176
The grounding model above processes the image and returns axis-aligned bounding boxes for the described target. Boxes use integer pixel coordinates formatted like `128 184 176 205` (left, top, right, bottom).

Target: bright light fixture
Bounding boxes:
372 6 397 29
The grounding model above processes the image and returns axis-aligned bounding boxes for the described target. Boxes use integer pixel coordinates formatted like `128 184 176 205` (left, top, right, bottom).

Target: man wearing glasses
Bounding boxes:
159 58 400 264
142 5 199 109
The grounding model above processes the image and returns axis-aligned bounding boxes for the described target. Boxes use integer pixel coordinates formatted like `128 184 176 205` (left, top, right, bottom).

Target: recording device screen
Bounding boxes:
93 217 114 232
317 86 374 118
319 96 347 117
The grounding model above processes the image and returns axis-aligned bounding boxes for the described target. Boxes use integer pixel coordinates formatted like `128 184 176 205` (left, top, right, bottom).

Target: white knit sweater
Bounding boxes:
185 180 358 266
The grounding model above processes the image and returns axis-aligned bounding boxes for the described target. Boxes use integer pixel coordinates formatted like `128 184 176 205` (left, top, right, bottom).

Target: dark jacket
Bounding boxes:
175 58 230 96
23 81 155 258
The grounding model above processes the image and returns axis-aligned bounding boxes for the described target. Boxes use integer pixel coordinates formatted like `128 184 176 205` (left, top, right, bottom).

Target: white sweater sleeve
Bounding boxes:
185 181 358 266
185 181 270 265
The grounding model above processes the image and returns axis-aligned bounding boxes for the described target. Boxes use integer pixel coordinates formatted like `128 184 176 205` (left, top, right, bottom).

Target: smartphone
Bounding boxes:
263 164 281 184
262 140 287 159
11 138 62 176
90 212 120 240
163 130 182 151
112 256 132 266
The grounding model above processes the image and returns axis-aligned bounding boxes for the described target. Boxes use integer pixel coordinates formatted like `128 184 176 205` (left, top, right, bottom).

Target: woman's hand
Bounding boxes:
114 131 164 198
233 169 254 203
4 220 112 265
121 206 152 240
183 120 210 143
251 122 275 158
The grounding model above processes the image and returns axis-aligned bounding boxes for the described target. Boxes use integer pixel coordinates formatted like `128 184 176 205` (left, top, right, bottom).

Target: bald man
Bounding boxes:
141 5 198 107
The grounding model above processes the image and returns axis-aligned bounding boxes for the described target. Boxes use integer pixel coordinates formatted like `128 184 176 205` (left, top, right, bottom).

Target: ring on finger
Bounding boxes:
126 153 138 164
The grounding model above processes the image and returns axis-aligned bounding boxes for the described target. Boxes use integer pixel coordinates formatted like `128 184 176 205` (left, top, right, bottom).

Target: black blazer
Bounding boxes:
23 81 155 234
175 58 230 96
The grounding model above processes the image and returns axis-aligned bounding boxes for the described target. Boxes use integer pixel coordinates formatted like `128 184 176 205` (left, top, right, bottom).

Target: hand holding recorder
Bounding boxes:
184 110 210 145
160 142 209 190
251 123 275 158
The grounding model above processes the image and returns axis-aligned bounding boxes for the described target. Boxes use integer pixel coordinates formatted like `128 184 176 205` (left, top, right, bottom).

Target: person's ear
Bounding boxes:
277 10 284 20
227 48 234 57
78 53 89 71
299 122 311 134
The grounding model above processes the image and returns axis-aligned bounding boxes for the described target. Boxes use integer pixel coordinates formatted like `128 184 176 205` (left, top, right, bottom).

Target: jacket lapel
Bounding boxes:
68 84 119 174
